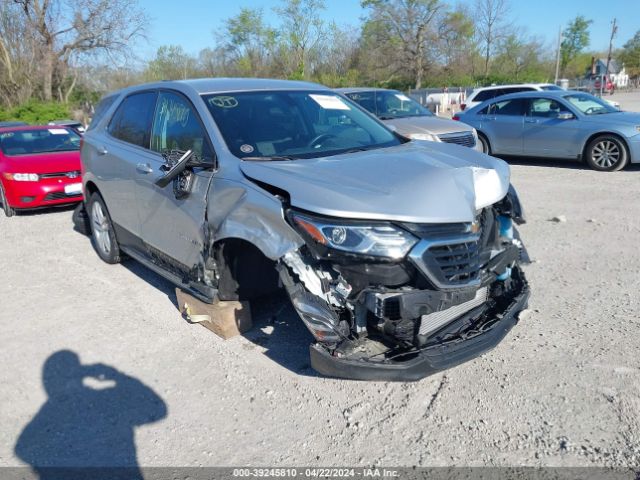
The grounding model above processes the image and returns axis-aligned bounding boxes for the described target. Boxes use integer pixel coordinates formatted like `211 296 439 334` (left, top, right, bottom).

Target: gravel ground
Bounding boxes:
1 159 639 469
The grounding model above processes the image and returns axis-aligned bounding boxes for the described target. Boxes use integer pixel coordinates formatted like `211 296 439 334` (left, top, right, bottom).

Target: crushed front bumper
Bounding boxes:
309 271 530 381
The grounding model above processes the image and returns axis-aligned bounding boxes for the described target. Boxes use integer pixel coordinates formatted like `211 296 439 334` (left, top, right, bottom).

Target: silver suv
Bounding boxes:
79 78 530 381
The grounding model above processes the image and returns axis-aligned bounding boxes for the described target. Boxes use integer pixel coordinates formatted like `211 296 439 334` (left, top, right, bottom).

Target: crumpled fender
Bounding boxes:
206 177 303 260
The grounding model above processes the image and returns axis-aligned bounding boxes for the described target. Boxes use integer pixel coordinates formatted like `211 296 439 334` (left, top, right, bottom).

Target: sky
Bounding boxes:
134 0 640 59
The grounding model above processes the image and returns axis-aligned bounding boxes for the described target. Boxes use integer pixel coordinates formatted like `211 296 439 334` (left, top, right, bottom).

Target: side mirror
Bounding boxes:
557 112 574 120
155 150 193 188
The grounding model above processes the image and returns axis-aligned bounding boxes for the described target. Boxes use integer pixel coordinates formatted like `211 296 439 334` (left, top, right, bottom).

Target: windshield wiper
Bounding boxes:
241 155 298 161
378 115 397 120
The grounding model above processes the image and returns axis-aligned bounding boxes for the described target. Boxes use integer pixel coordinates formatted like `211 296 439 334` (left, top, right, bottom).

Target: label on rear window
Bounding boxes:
48 128 69 135
309 94 350 110
395 94 411 102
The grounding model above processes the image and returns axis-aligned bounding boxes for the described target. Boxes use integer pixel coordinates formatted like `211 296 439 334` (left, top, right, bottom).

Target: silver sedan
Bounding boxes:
455 90 640 171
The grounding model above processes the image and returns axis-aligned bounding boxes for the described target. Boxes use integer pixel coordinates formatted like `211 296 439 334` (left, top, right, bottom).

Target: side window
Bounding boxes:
150 91 213 164
345 92 376 115
528 98 566 117
108 91 157 148
87 95 117 131
488 98 527 116
474 90 493 102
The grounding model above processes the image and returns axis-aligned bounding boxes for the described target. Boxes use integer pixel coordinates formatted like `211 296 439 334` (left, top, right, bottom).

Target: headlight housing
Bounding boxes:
3 173 39 182
290 212 418 259
409 133 439 142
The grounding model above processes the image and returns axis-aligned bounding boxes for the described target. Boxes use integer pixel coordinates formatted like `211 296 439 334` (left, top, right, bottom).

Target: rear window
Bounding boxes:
0 128 81 156
87 95 118 131
107 91 157 148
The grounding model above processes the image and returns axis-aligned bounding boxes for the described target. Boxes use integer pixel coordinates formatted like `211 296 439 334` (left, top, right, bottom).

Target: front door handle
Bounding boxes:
136 163 153 174
525 118 539 124
97 146 108 155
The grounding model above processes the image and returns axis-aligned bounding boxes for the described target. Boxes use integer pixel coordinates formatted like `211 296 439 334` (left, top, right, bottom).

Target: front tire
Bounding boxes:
0 184 15 217
585 135 629 172
87 192 121 264
477 132 491 155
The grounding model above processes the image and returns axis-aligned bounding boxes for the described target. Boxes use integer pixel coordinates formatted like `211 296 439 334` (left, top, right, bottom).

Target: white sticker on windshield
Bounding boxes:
309 94 350 110
395 94 411 102
48 128 69 135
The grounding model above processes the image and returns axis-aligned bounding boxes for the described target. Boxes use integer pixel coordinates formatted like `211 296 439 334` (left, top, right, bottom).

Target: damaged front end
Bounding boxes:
276 192 530 381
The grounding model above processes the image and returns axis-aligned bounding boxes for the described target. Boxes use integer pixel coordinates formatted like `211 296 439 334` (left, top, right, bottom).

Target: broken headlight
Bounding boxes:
290 212 418 259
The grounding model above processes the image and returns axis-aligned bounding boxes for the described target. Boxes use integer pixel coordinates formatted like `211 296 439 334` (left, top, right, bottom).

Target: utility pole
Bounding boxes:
601 18 618 97
554 26 562 85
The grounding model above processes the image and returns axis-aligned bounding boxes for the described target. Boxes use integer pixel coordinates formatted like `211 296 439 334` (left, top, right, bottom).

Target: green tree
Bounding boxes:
144 46 198 81
560 16 592 76
361 0 443 89
274 0 327 79
437 9 477 78
619 30 640 78
220 8 277 77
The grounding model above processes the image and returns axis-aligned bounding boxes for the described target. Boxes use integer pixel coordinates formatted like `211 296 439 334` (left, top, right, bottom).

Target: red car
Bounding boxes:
0 125 83 217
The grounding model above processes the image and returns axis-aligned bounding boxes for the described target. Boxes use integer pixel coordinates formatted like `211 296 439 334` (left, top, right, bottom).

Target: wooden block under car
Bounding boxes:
175 288 252 339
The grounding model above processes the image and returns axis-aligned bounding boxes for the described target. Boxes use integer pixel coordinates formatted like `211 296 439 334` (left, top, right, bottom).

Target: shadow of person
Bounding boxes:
14 350 167 480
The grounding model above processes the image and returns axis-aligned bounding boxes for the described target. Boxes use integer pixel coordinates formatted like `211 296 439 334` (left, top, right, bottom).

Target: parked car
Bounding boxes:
48 120 86 135
0 125 83 216
462 83 620 111
462 83 565 111
78 78 530 381
590 75 615 95
454 90 640 171
336 87 481 150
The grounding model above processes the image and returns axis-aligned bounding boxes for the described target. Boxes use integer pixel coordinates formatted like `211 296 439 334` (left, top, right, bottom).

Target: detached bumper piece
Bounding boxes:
310 267 530 381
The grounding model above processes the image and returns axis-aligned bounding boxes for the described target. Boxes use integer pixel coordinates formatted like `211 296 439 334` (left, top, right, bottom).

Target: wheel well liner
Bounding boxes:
213 238 281 301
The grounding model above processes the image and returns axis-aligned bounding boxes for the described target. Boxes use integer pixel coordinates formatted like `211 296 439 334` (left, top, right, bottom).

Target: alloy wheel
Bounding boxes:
591 140 621 169
91 201 111 255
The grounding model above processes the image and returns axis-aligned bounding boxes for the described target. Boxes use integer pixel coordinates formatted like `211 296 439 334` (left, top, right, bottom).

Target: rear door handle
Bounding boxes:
136 163 153 174
525 118 539 124
97 146 108 155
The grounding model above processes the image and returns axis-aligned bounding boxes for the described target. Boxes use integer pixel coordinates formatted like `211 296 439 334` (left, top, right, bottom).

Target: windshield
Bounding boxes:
564 93 617 115
345 90 433 119
0 128 81 156
203 90 402 160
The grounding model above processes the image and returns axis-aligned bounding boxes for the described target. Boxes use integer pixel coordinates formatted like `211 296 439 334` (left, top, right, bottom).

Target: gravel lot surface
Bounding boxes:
1 153 640 468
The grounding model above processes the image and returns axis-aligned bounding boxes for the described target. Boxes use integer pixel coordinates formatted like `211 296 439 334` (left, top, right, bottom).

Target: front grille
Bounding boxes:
44 191 81 201
428 239 481 283
402 222 471 238
408 209 498 289
40 170 81 179
438 132 476 148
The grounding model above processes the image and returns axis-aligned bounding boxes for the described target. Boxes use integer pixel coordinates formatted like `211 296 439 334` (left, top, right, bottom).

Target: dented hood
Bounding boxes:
240 142 510 224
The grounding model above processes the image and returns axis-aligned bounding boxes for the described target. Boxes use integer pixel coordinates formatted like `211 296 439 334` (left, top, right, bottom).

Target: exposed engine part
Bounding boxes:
419 286 488 336
281 250 347 307
276 259 348 344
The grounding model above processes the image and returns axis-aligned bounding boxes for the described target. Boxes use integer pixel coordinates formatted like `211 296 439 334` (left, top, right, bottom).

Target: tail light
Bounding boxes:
460 104 466 111
452 115 460 121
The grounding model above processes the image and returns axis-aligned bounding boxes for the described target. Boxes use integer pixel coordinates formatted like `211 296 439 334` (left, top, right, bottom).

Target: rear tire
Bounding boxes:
0 184 15 217
585 135 628 172
87 192 121 264
477 132 491 155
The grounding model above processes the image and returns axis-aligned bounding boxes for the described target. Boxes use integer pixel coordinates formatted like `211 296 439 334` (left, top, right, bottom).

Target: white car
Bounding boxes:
462 83 620 111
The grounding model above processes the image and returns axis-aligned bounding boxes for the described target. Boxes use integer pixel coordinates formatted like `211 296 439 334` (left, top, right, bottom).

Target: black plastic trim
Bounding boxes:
310 275 530 381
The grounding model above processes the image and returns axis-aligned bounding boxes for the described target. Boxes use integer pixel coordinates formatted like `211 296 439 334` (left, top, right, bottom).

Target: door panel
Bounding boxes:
523 98 581 158
135 90 216 271
481 98 527 155
99 91 158 236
